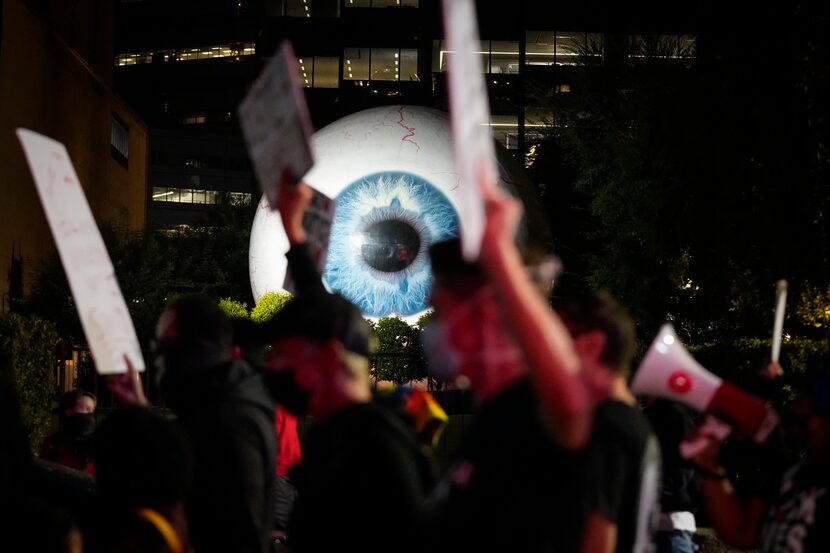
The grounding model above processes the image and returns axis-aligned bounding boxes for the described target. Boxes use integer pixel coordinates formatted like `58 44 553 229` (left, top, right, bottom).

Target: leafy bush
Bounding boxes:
0 313 59 453
250 291 293 323
371 316 426 383
218 297 249 319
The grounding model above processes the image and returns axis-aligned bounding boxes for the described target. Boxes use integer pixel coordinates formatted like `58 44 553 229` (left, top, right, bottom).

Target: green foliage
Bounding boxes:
218 297 249 320
795 283 830 329
415 310 434 329
0 313 59 453
688 339 825 407
24 212 257 346
371 316 426 383
250 291 293 323
529 19 830 344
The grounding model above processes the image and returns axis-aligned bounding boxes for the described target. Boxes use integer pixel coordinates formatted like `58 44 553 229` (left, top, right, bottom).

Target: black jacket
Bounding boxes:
175 360 276 553
289 401 435 553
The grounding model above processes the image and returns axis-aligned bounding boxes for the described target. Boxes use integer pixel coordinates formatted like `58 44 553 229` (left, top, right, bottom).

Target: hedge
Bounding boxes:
0 313 59 453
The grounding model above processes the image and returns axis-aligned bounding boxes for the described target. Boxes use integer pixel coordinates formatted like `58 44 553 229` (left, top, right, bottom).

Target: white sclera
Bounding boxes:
249 104 507 322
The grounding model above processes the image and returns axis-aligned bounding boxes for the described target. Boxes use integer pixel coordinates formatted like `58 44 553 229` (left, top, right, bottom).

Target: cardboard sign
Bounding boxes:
239 39 315 210
16 129 144 375
442 0 496 260
282 187 336 294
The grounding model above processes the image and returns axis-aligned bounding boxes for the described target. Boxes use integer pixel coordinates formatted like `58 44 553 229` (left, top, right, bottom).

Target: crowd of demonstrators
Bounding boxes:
13 171 830 553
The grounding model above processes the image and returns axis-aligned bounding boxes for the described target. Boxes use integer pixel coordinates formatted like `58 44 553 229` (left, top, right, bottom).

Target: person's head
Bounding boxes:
95 407 193 511
58 389 97 439
263 293 376 418
59 389 96 417
782 366 830 462
152 295 236 406
426 239 524 399
552 282 636 383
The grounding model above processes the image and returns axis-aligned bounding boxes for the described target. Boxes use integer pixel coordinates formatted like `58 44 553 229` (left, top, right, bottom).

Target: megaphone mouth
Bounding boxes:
667 371 693 394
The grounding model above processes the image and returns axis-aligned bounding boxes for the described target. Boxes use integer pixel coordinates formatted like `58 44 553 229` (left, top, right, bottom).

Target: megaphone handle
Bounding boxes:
709 381 770 439
679 416 732 460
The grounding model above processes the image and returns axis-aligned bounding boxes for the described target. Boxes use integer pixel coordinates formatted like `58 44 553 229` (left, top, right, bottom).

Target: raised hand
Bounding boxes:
276 176 313 245
106 354 149 407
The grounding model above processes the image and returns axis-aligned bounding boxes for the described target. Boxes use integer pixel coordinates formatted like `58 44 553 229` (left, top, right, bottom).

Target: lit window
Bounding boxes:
525 31 555 66
298 57 339 88
182 114 207 125
343 48 370 80
151 187 229 205
432 40 504 74
554 32 584 66
115 42 255 66
371 48 399 81
524 32 604 66
629 35 696 62
152 187 173 201
490 41 519 74
345 0 417 6
399 49 419 81
344 48 418 82
228 192 252 206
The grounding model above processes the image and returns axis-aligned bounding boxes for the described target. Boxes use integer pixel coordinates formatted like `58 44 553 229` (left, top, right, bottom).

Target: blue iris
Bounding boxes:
324 171 459 317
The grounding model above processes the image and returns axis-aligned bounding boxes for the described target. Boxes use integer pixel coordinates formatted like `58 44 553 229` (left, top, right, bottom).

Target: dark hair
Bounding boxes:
552 285 636 374
58 389 96 415
157 294 234 375
94 407 193 509
165 294 233 351
264 293 376 357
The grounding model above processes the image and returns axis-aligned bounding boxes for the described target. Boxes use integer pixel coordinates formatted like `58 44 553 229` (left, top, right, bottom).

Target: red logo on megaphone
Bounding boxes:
668 370 693 394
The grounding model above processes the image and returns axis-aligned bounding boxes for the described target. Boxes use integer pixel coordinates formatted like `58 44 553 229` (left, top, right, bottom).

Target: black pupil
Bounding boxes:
360 220 420 272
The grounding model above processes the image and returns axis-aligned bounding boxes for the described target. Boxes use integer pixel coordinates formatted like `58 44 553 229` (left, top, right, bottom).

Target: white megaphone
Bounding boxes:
632 324 778 444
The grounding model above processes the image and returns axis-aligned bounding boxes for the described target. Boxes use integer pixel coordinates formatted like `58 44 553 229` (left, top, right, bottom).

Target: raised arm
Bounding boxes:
477 173 591 450
685 417 767 549
276 181 328 299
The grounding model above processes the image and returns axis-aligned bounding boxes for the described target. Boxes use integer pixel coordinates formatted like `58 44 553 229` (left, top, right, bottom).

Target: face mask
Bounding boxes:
265 370 312 416
424 286 494 383
63 413 96 441
425 287 524 386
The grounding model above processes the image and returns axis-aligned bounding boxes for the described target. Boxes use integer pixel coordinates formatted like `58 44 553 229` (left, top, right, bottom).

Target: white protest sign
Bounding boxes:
442 0 497 260
239 39 315 210
16 129 144 375
282 187 336 295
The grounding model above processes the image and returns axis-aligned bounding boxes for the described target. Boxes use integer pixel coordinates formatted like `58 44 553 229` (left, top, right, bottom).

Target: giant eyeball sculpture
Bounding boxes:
249 105 550 322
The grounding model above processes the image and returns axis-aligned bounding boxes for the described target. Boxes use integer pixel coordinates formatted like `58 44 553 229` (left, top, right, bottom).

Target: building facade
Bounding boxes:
0 0 148 309
113 0 700 229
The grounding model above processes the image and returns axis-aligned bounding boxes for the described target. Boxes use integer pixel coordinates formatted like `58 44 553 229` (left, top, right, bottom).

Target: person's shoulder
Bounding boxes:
594 400 653 444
